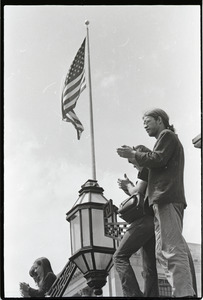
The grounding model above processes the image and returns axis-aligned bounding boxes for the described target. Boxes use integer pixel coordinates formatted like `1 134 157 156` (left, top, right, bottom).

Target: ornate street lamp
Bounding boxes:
66 179 117 296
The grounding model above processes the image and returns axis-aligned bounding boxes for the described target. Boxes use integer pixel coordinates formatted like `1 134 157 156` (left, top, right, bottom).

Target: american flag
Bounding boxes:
61 38 86 140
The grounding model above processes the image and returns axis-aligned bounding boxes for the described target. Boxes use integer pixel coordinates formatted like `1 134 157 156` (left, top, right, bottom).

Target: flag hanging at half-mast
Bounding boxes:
61 38 86 140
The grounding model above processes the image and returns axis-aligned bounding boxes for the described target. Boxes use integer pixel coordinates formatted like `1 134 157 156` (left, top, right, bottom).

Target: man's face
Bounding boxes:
143 116 160 137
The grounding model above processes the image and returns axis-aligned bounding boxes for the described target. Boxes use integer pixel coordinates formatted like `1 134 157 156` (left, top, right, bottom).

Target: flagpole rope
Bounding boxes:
85 20 97 181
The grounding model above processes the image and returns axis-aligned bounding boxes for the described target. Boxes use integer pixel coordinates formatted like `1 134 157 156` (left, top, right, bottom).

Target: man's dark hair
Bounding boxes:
143 108 175 132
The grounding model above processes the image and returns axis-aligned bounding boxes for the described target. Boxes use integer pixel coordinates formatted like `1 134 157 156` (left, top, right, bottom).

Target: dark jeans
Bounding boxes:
113 215 159 297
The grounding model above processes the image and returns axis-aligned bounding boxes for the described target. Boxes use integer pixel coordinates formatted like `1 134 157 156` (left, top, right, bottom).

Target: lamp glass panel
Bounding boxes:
74 255 88 274
92 209 114 247
81 209 90 247
84 252 94 270
94 252 112 270
90 193 108 204
70 211 81 254
81 192 107 204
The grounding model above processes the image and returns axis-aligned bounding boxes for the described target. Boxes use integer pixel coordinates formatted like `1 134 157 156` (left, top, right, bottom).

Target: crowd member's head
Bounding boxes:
143 108 175 138
29 257 54 287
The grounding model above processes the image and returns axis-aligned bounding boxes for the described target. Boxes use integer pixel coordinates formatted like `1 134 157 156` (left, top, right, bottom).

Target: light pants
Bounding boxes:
113 215 159 297
153 203 196 297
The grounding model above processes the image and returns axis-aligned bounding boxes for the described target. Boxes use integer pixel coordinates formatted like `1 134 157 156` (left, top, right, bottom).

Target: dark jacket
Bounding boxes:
135 129 187 208
28 272 57 297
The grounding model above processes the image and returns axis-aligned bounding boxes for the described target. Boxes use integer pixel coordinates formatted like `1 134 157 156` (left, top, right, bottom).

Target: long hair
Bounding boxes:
143 108 175 132
29 257 55 287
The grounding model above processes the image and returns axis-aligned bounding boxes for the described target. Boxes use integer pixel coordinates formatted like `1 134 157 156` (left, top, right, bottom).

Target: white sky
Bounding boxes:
4 5 201 297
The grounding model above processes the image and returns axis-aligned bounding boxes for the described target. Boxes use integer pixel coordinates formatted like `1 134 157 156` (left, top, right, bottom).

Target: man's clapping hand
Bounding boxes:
117 145 136 159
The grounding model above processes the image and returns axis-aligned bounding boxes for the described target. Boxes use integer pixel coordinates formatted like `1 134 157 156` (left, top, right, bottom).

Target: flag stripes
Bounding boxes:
62 38 86 139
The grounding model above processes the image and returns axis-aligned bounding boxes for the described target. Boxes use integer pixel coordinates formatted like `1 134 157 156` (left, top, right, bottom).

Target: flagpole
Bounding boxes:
85 20 97 181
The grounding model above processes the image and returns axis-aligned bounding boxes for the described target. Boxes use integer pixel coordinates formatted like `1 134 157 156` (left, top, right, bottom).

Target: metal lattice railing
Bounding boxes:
104 221 129 240
47 260 77 297
103 199 129 241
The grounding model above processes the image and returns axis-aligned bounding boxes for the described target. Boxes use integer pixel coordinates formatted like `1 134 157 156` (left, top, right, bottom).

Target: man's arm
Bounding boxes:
117 131 177 169
134 131 177 168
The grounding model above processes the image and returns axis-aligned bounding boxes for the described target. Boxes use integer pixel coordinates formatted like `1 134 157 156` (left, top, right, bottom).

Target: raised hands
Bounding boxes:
117 174 135 195
19 282 30 297
117 145 135 159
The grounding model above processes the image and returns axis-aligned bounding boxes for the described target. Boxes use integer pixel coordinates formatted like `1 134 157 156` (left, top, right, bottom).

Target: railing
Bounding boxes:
103 199 129 241
47 260 77 297
104 221 129 240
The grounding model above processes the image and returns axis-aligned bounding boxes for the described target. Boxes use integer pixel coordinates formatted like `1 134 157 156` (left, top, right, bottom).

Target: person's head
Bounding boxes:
143 108 175 139
29 257 54 287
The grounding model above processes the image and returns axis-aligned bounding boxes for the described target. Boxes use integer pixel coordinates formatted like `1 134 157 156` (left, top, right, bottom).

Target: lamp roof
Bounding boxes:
72 179 108 207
